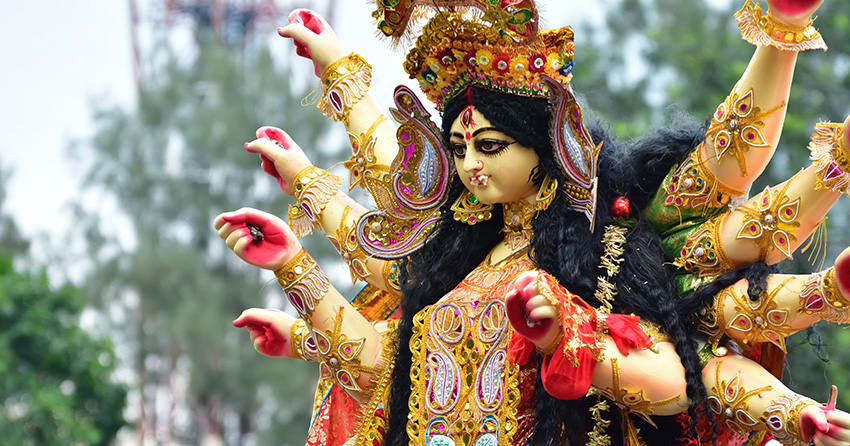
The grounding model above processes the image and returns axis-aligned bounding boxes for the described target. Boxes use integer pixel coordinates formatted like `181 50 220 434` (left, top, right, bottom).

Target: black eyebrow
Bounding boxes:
472 127 500 137
450 132 464 139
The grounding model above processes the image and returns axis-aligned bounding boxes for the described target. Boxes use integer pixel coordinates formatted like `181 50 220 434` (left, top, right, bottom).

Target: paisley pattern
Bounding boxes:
408 251 533 446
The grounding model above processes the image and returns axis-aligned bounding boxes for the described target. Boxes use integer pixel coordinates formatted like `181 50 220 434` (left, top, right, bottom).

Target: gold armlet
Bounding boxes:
735 0 827 52
345 114 390 191
735 175 801 260
675 215 735 277
713 277 795 354
707 360 774 436
274 249 330 319
289 318 318 361
761 393 819 444
328 207 373 285
598 357 682 428
319 53 372 124
664 144 745 212
381 260 401 293
799 268 850 324
288 166 342 237
706 88 785 176
809 122 850 196
310 306 376 393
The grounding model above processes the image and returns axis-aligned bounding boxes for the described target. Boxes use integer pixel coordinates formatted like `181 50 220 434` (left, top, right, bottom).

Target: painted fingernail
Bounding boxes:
244 142 250 149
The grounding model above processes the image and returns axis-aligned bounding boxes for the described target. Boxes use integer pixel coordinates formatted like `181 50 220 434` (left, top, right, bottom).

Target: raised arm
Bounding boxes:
214 207 388 402
244 129 401 295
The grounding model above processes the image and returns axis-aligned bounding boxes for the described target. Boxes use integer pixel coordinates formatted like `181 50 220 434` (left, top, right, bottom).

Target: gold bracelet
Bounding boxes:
809 122 850 196
288 166 342 237
327 207 374 285
289 318 317 361
735 0 827 52
664 144 745 212
275 249 330 318
799 267 850 324
345 114 390 191
762 393 819 444
318 53 372 124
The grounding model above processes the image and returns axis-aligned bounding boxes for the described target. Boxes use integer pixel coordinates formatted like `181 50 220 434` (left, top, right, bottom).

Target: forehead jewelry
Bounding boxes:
461 105 476 141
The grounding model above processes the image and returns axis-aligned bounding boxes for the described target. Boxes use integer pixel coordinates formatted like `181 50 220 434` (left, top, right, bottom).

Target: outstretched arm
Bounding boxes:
214 207 387 402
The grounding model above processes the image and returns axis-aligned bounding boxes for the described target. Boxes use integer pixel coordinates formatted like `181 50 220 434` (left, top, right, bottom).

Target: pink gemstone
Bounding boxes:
747 133 754 140
779 237 786 244
805 295 824 310
740 104 747 111
470 217 477 222
751 225 757 232
786 209 792 215
675 198 683 204
665 196 674 205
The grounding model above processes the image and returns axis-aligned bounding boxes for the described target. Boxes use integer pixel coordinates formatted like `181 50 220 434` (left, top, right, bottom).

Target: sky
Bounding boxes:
0 0 611 269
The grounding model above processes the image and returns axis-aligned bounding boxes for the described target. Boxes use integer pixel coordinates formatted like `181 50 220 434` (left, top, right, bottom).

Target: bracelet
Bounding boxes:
275 249 330 318
318 53 372 124
799 268 850 324
762 393 819 444
345 114 390 191
290 318 318 361
735 0 827 52
328 206 373 284
809 122 850 196
288 166 342 237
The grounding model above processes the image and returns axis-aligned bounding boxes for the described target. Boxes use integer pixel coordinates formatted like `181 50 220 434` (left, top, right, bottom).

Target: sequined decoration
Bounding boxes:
718 278 796 353
288 166 342 237
706 88 784 176
274 249 330 319
664 145 743 212
799 268 850 324
736 179 800 259
762 393 818 445
318 53 372 124
735 0 827 52
809 122 850 196
706 362 773 436
311 307 376 393
345 114 389 191
597 357 682 427
675 216 735 277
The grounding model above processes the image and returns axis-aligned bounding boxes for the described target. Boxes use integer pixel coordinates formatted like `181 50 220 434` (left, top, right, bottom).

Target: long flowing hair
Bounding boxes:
384 86 708 445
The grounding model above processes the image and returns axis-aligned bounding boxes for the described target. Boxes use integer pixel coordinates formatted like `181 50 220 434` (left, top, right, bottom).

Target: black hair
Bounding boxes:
385 86 709 445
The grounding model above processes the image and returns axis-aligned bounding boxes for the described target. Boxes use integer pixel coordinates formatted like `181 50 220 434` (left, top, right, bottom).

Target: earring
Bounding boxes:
535 175 559 211
451 189 494 225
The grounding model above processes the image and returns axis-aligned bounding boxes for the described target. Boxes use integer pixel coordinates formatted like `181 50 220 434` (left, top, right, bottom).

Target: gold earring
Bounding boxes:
451 189 493 225
535 175 558 211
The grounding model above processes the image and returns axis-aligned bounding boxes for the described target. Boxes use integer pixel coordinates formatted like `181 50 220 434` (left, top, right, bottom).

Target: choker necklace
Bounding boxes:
502 200 536 250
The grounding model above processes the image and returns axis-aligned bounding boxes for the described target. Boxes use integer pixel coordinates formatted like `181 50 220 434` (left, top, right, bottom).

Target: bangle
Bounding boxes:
275 249 330 319
288 166 342 237
318 53 372 124
809 122 850 196
290 318 318 361
735 0 827 52
799 268 850 324
344 114 390 191
762 393 819 444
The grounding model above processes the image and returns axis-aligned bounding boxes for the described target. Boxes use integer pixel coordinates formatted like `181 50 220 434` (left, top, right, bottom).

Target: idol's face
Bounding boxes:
448 106 540 205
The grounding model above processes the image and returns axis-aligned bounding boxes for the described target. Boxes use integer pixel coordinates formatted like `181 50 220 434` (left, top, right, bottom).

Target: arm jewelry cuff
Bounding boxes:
274 249 330 319
735 0 827 52
288 166 342 237
809 122 850 196
319 53 372 124
290 318 318 361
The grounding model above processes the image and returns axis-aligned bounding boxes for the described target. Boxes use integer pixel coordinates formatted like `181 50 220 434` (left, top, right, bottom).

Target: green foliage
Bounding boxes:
0 254 127 445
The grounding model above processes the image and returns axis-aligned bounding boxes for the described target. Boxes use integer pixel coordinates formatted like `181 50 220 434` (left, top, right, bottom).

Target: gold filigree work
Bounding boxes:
451 188 494 225
735 0 827 52
761 393 819 445
502 199 536 250
713 278 796 353
275 249 330 319
799 268 850 324
319 53 372 124
809 122 850 196
706 88 784 176
312 307 376 393
707 361 773 435
290 318 318 361
664 145 744 212
289 166 342 237
327 206 373 285
345 114 390 191
674 216 736 277
597 357 682 427
736 178 801 259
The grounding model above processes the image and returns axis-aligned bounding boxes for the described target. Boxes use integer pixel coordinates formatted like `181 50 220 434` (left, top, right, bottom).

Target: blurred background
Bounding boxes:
0 0 848 445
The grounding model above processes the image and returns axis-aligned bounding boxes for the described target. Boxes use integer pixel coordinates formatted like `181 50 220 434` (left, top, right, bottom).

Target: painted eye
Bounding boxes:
451 143 466 158
477 140 511 154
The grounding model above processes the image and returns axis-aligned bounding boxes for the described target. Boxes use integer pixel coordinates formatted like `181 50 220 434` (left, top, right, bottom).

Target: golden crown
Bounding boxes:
372 0 576 110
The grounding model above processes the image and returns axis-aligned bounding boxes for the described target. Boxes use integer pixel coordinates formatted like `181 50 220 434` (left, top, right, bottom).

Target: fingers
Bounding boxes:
289 9 330 36
511 270 539 294
219 208 273 227
277 23 317 46
244 137 283 159
233 234 251 255
524 294 550 313
256 126 292 149
828 409 850 432
225 227 250 250
527 305 558 322
814 431 847 446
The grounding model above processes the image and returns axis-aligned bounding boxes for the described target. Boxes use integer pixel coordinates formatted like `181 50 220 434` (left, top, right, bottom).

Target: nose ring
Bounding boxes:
475 160 484 170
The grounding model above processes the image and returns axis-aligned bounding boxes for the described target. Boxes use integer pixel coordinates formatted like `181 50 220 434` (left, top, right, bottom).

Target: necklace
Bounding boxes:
502 200 536 250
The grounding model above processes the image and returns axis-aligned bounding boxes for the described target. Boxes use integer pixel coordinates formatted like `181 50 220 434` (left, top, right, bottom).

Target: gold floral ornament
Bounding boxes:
370 0 575 110
451 189 494 225
808 122 850 196
318 53 372 124
674 216 736 277
799 268 850 324
597 357 682 428
762 393 819 445
502 199 536 250
274 249 330 319
735 0 827 52
707 88 784 176
713 278 795 353
328 219 373 285
736 179 800 259
290 318 318 361
288 166 342 237
381 260 401 292
311 307 377 393
707 362 773 436
664 145 745 212
345 114 390 191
